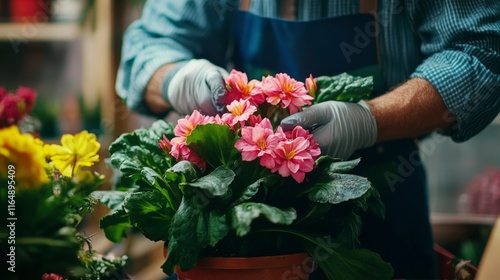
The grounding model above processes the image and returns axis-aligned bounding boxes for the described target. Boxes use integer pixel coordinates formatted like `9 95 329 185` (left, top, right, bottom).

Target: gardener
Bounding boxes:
116 0 500 279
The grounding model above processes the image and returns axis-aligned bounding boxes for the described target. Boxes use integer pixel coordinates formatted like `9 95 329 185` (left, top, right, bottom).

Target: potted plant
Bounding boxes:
0 86 128 279
95 71 394 279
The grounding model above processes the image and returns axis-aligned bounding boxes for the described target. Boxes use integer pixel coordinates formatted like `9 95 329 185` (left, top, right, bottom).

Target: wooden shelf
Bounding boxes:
0 22 81 41
431 213 498 226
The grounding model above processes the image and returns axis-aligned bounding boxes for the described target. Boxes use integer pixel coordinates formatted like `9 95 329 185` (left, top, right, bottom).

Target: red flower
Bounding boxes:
0 94 23 127
16 87 37 112
0 87 6 101
42 273 64 280
0 86 37 128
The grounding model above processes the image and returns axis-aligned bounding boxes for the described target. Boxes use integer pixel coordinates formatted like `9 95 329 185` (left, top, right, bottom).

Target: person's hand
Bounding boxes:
280 101 378 159
165 59 228 115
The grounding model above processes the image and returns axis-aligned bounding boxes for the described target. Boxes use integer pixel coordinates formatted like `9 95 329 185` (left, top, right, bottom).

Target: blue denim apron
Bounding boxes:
232 4 437 280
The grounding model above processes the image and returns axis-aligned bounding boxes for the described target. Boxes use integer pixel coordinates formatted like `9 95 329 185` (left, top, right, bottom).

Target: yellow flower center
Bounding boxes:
257 138 267 150
232 104 244 116
242 83 255 98
284 148 296 160
282 82 294 93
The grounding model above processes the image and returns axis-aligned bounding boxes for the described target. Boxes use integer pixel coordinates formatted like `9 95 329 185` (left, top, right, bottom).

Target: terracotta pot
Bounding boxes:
10 0 51 23
164 247 314 280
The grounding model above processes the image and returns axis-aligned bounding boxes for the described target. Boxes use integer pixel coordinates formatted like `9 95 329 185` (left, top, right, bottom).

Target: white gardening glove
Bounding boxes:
280 100 378 160
163 59 228 115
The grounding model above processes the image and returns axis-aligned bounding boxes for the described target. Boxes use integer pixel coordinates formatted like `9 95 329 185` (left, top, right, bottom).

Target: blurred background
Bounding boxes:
0 1 498 279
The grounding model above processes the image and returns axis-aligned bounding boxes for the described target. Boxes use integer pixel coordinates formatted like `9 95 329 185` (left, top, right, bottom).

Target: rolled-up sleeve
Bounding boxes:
116 0 233 115
408 0 500 142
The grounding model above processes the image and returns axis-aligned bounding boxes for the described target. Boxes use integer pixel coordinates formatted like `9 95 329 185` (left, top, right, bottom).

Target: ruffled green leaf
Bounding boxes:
306 174 371 204
314 73 373 103
319 158 361 174
108 119 175 189
181 165 235 197
231 202 297 236
125 190 175 242
232 175 281 206
163 197 229 274
165 160 201 183
99 208 131 243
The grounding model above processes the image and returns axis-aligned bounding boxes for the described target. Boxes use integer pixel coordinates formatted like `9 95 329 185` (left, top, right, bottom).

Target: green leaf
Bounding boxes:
314 73 373 103
293 203 332 226
182 166 235 197
163 197 229 274
108 119 175 189
165 160 201 183
233 175 281 205
303 240 393 280
92 190 128 211
315 156 343 167
141 166 166 186
185 124 239 168
307 174 371 204
100 209 131 243
231 203 297 236
125 191 175 242
261 228 393 280
335 212 362 249
319 158 361 173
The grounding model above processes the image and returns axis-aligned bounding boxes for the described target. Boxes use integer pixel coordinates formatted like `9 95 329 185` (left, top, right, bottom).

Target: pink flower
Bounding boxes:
305 74 317 98
42 273 64 280
159 135 172 153
169 136 207 172
235 118 282 169
248 114 263 127
272 137 316 183
181 145 207 172
170 110 213 171
260 75 281 105
224 99 257 126
225 69 265 105
283 126 321 158
262 73 313 114
174 110 213 138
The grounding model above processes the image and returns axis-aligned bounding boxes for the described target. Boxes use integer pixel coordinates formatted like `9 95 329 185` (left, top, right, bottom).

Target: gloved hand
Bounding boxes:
163 59 229 116
280 100 378 160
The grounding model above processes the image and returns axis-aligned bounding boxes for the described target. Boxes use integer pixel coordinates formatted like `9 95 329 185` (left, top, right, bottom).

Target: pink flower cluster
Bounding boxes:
235 117 321 183
0 87 37 128
159 100 320 183
225 70 315 114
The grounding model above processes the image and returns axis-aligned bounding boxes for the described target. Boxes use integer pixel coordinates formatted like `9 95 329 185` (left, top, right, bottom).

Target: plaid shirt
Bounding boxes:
116 0 500 142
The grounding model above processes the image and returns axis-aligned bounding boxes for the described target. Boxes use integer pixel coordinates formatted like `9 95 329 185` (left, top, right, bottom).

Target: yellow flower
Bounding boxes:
0 126 49 188
46 131 100 177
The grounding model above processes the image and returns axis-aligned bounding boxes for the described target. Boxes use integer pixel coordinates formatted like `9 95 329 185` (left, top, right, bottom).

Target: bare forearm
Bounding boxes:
145 64 175 115
367 78 456 142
